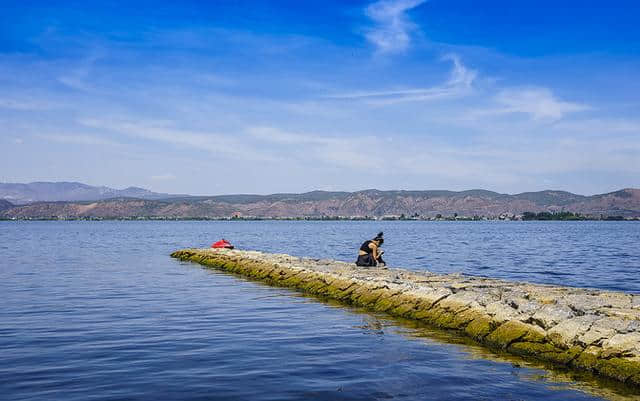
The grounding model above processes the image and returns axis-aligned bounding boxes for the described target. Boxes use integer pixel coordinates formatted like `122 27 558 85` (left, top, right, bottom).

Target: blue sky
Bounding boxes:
1 0 639 195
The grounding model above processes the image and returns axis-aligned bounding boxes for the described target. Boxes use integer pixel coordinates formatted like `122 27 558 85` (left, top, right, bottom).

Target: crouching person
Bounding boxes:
356 232 386 267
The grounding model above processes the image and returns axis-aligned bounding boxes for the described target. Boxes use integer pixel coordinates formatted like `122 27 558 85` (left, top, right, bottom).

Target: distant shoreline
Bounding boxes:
3 186 639 220
2 216 638 222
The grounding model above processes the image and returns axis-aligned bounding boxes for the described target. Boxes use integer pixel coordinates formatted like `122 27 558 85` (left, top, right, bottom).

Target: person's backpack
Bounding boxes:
211 239 234 249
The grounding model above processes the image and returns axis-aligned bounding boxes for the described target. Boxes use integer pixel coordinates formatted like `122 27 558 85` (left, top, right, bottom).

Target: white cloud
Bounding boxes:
78 118 277 162
39 134 121 146
445 54 476 88
151 173 176 181
248 126 355 146
365 0 427 53
0 99 52 111
246 123 640 192
13 138 24 144
57 51 105 92
550 118 640 135
247 126 528 186
324 54 475 104
248 126 381 169
490 87 590 121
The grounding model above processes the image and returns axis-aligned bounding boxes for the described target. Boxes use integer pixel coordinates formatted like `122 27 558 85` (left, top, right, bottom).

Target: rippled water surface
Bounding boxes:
1 221 639 400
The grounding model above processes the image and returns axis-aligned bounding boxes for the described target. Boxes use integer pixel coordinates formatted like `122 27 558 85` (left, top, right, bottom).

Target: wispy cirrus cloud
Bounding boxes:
494 88 590 120
77 118 277 162
0 98 54 111
324 54 475 104
248 126 381 169
150 173 176 181
364 0 427 53
248 126 361 146
39 134 121 146
57 51 105 92
468 87 590 122
551 118 640 134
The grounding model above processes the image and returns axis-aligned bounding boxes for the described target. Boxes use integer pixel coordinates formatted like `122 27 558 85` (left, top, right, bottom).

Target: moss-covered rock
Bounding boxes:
628 373 640 386
388 295 422 317
464 315 495 340
427 307 462 329
281 272 305 287
449 308 484 329
573 347 601 371
353 287 388 306
326 281 358 301
596 358 640 382
373 294 400 312
485 321 540 349
509 341 560 358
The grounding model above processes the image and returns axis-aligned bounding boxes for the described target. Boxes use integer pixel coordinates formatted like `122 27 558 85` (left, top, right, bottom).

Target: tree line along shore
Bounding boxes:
1 211 638 221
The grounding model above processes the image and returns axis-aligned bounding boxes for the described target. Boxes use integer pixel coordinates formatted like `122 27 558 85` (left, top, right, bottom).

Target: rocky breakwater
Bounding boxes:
171 248 640 386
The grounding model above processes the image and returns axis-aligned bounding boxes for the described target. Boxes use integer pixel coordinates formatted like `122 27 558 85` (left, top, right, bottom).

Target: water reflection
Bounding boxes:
287 288 640 401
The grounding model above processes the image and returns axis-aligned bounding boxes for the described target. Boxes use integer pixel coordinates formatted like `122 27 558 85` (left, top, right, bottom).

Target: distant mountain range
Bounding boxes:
0 182 184 204
0 199 14 212
1 182 639 219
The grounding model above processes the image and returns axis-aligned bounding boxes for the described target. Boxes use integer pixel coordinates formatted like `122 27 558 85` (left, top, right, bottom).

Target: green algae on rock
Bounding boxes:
171 248 640 387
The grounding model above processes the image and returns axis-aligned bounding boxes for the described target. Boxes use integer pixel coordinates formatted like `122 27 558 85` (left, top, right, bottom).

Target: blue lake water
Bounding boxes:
1 221 639 400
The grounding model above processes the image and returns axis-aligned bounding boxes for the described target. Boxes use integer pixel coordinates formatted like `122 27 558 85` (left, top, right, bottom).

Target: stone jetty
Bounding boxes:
171 248 640 387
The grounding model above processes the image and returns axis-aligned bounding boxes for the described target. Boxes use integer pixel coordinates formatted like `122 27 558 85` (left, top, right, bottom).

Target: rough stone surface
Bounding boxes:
531 303 575 329
547 315 599 349
171 248 640 387
602 333 640 358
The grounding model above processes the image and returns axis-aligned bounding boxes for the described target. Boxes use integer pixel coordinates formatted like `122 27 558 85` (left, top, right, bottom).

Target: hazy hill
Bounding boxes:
0 199 14 212
2 187 639 219
0 182 185 204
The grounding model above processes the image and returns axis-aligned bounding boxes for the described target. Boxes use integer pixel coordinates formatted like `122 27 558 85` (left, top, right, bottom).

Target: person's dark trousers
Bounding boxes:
356 254 376 266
